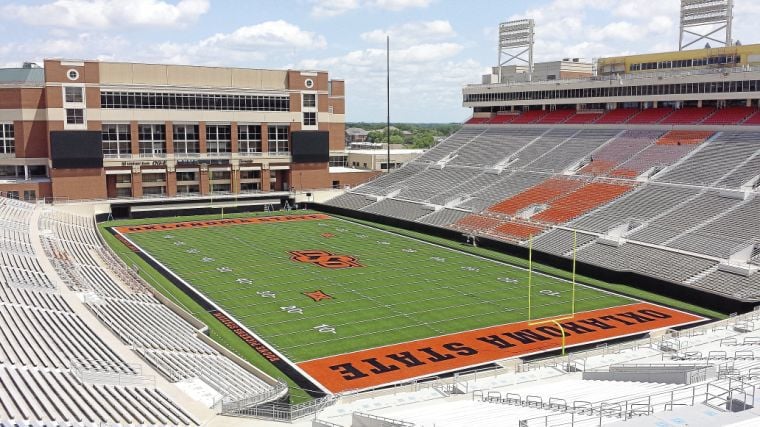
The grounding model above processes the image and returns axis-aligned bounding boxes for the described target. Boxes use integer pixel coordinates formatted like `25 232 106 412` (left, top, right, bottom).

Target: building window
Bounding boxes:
66 69 79 81
102 124 131 157
173 124 200 155
64 86 84 103
23 190 35 201
268 125 289 154
66 108 84 125
303 112 317 126
238 125 262 154
100 91 290 112
0 123 14 154
303 93 316 107
138 124 166 156
206 125 231 154
176 171 198 182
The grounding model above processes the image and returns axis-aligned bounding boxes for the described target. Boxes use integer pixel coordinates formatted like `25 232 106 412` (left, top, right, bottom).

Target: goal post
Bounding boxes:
525 229 578 326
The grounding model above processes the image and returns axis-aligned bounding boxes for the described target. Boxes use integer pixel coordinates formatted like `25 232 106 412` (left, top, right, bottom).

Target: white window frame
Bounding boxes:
62 83 87 130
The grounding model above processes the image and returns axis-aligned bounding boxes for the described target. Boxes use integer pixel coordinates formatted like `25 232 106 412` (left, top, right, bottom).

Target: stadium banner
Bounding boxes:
298 302 704 393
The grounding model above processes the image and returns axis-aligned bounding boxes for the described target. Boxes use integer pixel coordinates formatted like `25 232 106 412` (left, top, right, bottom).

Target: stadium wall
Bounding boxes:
313 203 752 315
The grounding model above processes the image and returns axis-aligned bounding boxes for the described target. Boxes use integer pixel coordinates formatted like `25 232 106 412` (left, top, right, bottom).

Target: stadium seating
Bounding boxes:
578 130 660 176
531 182 633 224
493 221 544 240
594 108 638 124
510 109 548 124
660 107 715 125
465 117 490 124
564 111 603 124
535 109 575 124
742 110 760 126
488 178 585 216
489 113 519 124
627 107 673 124
703 106 755 125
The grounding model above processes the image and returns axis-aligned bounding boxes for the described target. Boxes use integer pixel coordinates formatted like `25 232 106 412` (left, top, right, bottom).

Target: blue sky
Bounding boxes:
1 0 758 122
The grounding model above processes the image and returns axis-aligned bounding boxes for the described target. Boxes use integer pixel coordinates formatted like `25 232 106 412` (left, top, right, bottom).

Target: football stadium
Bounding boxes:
3 0 760 426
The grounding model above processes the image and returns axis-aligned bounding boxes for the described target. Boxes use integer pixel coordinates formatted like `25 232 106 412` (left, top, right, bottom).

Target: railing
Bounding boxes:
220 394 336 421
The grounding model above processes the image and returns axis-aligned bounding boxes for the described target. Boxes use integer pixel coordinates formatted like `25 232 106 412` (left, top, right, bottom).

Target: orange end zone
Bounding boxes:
113 213 331 234
298 302 703 393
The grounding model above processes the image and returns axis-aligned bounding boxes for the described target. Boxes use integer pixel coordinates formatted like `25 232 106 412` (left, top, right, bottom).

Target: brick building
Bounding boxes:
0 59 377 201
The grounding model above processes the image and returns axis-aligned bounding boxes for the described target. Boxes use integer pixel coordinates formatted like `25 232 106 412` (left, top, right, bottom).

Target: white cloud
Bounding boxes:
1 0 209 29
310 0 431 17
366 0 432 11
200 21 327 50
310 0 359 17
361 20 455 46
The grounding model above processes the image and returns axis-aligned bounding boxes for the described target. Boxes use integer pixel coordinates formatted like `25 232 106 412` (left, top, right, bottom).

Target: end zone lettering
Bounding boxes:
113 213 331 234
298 303 704 393
212 311 281 363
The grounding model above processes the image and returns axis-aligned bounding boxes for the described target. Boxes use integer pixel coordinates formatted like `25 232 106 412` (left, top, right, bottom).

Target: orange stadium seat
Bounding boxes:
454 214 501 232
488 178 585 216
466 117 490 124
742 110 760 126
532 182 634 224
493 221 545 240
656 130 713 145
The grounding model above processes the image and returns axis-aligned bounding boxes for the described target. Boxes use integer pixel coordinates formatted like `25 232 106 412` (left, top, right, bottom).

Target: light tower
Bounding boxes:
497 19 535 83
679 0 734 50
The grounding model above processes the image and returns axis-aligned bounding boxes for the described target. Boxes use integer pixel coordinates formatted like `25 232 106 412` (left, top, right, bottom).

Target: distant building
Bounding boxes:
482 59 593 84
345 127 369 144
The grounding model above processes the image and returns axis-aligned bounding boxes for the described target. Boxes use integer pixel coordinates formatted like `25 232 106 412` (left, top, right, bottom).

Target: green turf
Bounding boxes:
115 213 633 363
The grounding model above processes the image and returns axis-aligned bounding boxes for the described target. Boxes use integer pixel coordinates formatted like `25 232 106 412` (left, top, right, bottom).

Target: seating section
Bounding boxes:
0 198 210 426
564 111 603 124
536 109 575 124
464 107 760 127
703 106 755 125
578 130 661 176
595 108 638 124
657 132 760 186
328 123 760 302
661 107 715 125
531 182 633 224
511 110 548 124
0 366 196 425
627 108 673 124
37 208 281 407
488 178 585 216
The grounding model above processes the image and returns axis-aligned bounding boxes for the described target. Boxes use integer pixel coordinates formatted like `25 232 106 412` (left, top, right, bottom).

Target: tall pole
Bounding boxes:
572 229 577 316
386 35 391 173
528 234 532 321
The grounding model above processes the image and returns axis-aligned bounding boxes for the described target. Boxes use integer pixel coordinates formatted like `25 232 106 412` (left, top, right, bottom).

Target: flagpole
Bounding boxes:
528 234 533 321
572 229 577 316
386 35 391 173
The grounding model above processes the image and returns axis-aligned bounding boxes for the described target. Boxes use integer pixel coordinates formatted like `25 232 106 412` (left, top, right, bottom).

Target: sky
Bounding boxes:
1 0 758 122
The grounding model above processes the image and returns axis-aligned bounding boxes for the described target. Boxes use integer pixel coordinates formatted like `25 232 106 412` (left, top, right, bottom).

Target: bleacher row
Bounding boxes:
0 197 289 426
327 127 760 301
466 106 760 126
315 311 760 427
0 197 198 426
38 208 282 408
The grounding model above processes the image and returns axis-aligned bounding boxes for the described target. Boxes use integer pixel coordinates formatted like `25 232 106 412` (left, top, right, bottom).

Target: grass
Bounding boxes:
100 209 723 403
113 212 632 362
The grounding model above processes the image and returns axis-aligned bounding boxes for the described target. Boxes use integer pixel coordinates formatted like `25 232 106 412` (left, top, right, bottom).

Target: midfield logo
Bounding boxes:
289 250 363 269
303 290 333 302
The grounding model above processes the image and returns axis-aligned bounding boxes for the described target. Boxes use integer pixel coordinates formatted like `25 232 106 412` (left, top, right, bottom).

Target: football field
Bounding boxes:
111 212 703 393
